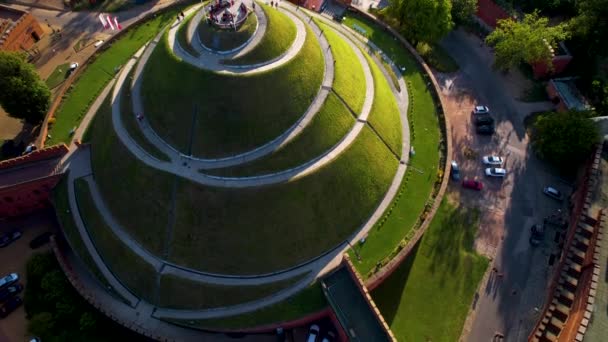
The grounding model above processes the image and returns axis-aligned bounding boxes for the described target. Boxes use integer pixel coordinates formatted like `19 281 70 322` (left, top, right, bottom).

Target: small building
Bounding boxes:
546 78 591 113
0 4 44 52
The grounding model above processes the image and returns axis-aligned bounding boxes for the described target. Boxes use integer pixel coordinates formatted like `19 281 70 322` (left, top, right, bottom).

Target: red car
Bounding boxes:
462 179 483 190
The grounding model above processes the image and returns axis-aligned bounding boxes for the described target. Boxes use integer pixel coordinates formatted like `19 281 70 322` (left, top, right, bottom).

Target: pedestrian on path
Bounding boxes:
270 1 274 7
252 1 256 9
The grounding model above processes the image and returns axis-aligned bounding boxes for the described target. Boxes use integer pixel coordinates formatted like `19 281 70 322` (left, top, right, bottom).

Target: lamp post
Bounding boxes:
347 240 362 262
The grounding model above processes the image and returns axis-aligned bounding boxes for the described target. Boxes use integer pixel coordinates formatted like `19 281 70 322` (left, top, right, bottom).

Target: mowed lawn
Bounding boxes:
141 25 323 158
316 21 366 114
169 126 398 275
89 89 174 256
199 11 258 52
74 178 158 303
372 200 488 342
166 284 327 330
206 93 354 176
342 14 441 277
225 4 296 65
158 272 306 309
45 63 70 89
46 6 182 147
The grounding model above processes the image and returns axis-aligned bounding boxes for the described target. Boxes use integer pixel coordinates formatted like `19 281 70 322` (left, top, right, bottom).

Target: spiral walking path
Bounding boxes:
61 2 411 320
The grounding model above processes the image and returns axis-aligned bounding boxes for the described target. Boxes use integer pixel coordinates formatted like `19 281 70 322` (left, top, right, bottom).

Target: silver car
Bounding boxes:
0 273 18 289
485 167 506 177
482 155 504 166
473 105 490 115
543 186 563 201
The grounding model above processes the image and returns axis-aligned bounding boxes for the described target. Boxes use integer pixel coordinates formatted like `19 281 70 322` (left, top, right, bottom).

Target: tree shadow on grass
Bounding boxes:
370 240 421 325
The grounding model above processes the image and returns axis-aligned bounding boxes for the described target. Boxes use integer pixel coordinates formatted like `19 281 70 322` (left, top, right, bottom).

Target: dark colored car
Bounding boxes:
529 224 545 246
451 160 460 181
0 284 23 303
0 230 22 248
462 179 483 190
474 114 494 126
29 232 53 249
476 124 495 135
0 296 22 318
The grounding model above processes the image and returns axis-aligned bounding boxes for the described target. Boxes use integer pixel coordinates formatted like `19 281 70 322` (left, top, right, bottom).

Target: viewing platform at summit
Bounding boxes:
204 0 250 29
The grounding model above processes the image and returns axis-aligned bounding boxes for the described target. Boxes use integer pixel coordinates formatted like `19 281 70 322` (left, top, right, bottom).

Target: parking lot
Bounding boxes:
437 29 573 341
0 212 55 342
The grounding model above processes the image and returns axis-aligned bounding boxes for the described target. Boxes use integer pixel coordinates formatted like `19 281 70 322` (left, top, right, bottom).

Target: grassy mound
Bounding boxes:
141 24 323 158
205 93 354 176
225 4 297 65
198 12 258 52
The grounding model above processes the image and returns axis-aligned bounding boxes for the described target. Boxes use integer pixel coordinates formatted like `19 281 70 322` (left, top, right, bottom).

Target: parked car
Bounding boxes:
0 284 23 303
482 155 504 166
473 105 490 115
462 179 483 190
321 331 336 342
0 296 22 318
451 160 460 181
69 62 79 70
543 186 563 201
529 224 545 246
307 325 320 342
476 124 495 135
29 231 53 249
474 114 494 126
0 274 19 290
0 230 22 248
485 168 506 177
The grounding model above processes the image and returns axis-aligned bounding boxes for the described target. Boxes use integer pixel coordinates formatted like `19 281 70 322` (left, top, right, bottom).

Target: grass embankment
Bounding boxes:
45 63 70 89
176 10 201 57
169 126 398 275
199 12 258 52
372 200 488 341
159 273 307 309
142 25 322 158
164 284 327 329
341 14 441 277
120 71 170 161
206 93 354 176
46 6 182 146
52 176 111 290
74 178 158 303
225 4 296 65
89 93 174 256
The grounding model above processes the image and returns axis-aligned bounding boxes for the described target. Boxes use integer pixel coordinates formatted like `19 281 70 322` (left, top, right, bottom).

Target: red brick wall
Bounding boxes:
476 0 511 28
531 55 573 79
0 174 63 218
0 12 44 51
0 144 68 171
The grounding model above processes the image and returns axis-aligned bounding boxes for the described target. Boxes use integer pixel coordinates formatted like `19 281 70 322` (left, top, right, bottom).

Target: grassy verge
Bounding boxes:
159 273 307 309
317 21 366 113
89 92 174 256
164 284 327 329
198 12 258 52
225 4 297 65
74 178 158 303
142 24 322 158
45 63 70 89
176 10 201 57
46 5 183 146
120 71 170 161
341 13 441 278
81 93 111 144
51 175 111 291
372 200 488 341
169 126 398 275
206 92 354 176
415 42 459 73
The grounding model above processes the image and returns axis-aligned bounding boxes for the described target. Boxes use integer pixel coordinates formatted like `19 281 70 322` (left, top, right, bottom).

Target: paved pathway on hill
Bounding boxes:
168 3 306 75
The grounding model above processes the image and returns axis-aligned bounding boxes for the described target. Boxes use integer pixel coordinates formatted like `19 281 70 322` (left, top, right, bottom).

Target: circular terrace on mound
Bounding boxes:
66 2 416 318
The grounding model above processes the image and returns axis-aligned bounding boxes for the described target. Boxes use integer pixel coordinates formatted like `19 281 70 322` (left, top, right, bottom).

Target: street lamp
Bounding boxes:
347 240 362 262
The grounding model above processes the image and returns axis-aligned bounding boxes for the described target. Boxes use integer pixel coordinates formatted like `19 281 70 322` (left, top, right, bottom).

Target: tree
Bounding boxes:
451 0 477 24
387 0 454 44
0 51 50 124
485 11 570 71
28 312 55 339
570 0 608 56
532 111 599 166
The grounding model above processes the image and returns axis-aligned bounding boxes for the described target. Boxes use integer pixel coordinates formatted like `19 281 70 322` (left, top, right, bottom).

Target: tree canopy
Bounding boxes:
451 0 478 24
570 0 608 56
485 11 569 70
386 0 453 44
0 51 50 124
532 111 599 166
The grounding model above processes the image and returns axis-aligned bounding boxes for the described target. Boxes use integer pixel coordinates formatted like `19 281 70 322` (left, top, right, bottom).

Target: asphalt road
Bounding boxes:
438 29 569 341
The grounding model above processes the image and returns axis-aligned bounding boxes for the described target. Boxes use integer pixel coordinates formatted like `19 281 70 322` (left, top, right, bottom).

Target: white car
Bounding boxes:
473 105 490 115
69 62 79 70
482 155 504 166
485 167 506 177
0 273 18 289
307 324 320 342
